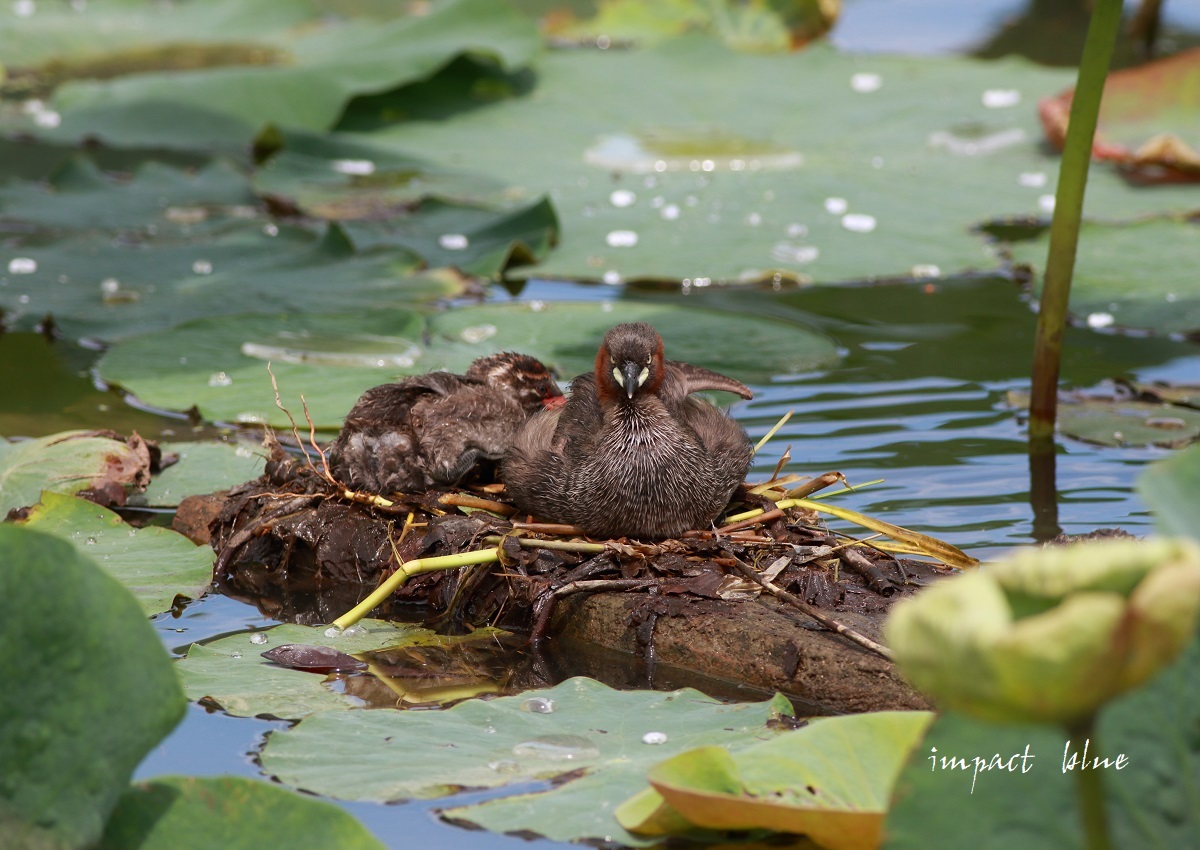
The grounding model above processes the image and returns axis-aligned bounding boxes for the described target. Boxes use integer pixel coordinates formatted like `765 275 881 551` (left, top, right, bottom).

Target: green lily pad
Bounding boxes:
0 525 186 850
1006 388 1200 448
361 39 1198 285
0 430 151 516
21 491 213 615
97 309 429 428
96 300 837 427
621 711 934 850
1140 445 1200 542
254 131 561 277
1013 218 1200 336
0 157 463 341
5 0 538 139
178 620 502 719
101 776 387 850
133 440 267 508
260 677 791 846
253 130 515 216
883 629 1200 850
426 299 840 381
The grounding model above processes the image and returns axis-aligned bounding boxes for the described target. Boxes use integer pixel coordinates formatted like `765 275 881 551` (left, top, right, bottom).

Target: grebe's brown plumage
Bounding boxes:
502 322 753 539
328 353 562 495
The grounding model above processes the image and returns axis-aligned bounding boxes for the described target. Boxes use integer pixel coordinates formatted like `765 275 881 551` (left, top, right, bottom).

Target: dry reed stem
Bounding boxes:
753 410 794 454
440 492 517 517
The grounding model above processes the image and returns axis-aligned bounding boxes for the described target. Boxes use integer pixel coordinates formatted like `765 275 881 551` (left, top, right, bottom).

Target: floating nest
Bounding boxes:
177 422 974 709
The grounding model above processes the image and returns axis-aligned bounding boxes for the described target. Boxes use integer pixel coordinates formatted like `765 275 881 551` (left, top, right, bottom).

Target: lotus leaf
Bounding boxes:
883 630 1200 849
619 711 934 850
133 440 267 508
100 776 387 850
0 525 185 849
1139 444 1200 542
0 429 150 515
21 490 213 615
261 677 792 846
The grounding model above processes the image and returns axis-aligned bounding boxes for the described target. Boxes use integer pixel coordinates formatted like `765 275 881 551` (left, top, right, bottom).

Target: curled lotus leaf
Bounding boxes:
884 537 1200 725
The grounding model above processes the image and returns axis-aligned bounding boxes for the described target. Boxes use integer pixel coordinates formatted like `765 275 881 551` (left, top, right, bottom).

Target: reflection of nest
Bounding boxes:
191 432 964 663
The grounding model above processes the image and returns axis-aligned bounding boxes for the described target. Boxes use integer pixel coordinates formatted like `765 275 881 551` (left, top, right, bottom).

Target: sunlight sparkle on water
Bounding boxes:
606 230 639 248
641 731 668 745
661 204 681 221
438 233 469 251
7 258 36 274
1087 312 1115 328
824 197 848 215
191 259 213 275
1018 171 1047 188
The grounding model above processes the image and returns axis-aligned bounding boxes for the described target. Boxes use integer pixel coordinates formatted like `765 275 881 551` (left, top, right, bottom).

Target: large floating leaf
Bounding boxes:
1140 445 1200 542
424 300 841 381
0 430 150 516
177 620 500 719
101 776 387 850
255 131 561 277
883 630 1200 849
0 525 186 850
620 711 934 850
21 491 213 615
1013 218 1200 336
97 300 837 426
362 40 1197 285
261 677 791 846
3 0 538 139
97 309 428 428
132 440 267 508
0 158 458 341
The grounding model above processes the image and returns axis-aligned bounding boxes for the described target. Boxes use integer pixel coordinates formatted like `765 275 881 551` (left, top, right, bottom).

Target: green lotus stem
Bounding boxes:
1068 714 1114 850
331 548 500 630
1028 0 1122 443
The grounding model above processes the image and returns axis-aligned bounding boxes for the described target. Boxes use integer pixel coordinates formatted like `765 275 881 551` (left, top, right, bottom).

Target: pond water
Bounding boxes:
4 2 1199 848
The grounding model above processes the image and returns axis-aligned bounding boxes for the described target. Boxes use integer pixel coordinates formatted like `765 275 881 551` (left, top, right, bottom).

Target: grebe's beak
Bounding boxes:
621 360 645 399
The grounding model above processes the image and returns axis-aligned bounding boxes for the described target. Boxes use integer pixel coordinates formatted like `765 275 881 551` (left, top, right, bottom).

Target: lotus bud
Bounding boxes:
883 538 1200 725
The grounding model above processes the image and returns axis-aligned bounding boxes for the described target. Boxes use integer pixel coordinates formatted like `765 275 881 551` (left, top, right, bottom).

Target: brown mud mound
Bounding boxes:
178 447 956 713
